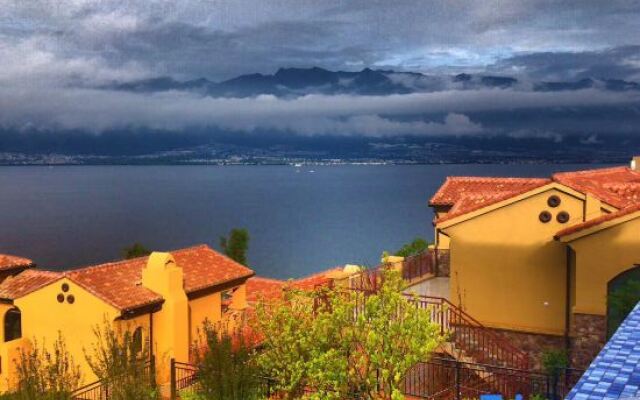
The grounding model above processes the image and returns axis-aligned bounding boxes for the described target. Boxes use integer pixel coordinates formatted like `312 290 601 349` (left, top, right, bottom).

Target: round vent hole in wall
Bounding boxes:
547 195 561 208
61 283 69 292
557 211 570 223
57 294 64 303
67 295 75 304
539 211 552 223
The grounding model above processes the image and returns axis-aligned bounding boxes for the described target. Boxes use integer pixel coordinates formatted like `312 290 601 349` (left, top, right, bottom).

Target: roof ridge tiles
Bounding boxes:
67 243 209 275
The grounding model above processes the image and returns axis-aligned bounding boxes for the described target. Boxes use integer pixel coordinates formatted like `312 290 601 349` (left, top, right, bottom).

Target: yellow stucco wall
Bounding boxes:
444 188 585 335
0 251 251 392
13 278 120 385
189 292 222 347
569 217 640 315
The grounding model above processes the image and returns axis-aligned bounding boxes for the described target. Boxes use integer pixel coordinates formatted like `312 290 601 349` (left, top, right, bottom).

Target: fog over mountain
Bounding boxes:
1 1 639 162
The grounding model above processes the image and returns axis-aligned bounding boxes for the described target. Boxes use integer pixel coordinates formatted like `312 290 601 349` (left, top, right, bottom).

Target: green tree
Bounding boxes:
608 279 640 337
254 269 443 400
541 349 569 400
84 321 157 400
122 243 151 260
10 333 82 400
394 238 429 258
220 229 250 266
189 322 260 400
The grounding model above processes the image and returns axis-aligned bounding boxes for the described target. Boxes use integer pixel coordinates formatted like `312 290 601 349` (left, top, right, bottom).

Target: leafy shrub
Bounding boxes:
191 322 261 400
84 320 157 400
254 269 444 400
9 333 81 400
394 238 429 258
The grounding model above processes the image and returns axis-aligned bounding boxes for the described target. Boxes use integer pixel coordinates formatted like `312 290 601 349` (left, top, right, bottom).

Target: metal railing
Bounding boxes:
410 295 530 370
71 358 154 400
170 359 198 399
402 250 437 281
170 358 583 400
403 357 584 400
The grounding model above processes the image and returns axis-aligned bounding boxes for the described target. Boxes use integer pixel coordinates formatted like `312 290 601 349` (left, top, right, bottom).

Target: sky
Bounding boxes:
1 0 640 153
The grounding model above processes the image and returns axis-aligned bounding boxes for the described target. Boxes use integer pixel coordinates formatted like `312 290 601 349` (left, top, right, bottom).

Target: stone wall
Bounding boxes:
435 250 450 277
484 313 606 371
570 313 606 370
487 327 565 371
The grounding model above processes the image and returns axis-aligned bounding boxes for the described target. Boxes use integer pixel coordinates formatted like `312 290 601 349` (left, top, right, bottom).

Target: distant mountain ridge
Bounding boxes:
105 66 640 98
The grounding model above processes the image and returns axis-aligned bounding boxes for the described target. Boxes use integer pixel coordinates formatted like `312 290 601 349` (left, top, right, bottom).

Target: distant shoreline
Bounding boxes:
0 160 625 167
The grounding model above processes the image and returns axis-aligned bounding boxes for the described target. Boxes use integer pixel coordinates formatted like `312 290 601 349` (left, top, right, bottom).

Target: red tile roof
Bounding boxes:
290 267 343 291
430 177 551 207
553 166 640 209
246 277 285 303
0 269 61 301
65 245 254 311
431 166 640 224
0 245 254 312
431 177 551 222
0 254 34 271
65 258 164 312
555 204 640 239
246 267 345 304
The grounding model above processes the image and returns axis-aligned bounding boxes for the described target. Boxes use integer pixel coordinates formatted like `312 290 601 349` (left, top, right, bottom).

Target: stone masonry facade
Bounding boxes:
486 313 607 371
570 313 607 370
488 327 566 371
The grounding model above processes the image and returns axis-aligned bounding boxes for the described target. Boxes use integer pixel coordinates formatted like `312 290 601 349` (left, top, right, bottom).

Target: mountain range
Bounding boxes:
106 67 640 98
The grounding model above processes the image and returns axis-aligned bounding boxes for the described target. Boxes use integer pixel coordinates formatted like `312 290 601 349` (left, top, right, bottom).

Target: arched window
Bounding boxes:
132 327 143 354
607 266 640 337
4 308 21 342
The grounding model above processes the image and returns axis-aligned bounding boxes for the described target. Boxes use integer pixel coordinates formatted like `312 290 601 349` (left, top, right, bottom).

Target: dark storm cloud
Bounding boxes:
495 46 640 81
1 0 640 141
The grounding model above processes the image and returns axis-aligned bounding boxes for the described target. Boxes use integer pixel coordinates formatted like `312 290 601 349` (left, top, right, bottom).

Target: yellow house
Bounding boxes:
430 158 640 369
0 244 254 392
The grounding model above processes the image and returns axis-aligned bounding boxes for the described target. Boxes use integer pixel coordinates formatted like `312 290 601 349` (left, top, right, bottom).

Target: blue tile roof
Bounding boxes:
567 302 640 400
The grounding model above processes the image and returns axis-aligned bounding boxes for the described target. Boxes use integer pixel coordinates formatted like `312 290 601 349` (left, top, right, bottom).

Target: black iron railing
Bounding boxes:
71 358 154 400
170 358 584 400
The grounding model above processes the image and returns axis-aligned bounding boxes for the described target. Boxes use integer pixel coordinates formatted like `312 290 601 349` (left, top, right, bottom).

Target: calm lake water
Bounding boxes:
0 164 608 279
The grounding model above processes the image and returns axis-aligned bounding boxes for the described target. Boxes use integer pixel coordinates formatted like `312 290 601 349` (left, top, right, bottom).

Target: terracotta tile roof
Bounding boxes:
0 254 34 271
431 177 551 223
0 269 62 301
291 267 344 291
246 267 345 304
429 177 551 207
555 204 640 239
175 245 254 295
0 245 254 312
65 258 164 312
246 277 286 303
553 166 640 209
65 244 254 311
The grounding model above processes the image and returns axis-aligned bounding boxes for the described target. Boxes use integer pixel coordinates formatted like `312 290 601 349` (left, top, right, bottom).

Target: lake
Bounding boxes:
0 164 609 279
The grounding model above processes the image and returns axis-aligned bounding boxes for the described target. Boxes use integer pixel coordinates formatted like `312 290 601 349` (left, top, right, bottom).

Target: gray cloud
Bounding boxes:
0 85 637 136
2 0 640 83
1 0 640 144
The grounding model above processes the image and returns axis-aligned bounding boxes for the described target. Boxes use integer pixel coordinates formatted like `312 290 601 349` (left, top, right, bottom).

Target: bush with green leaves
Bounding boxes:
220 228 250 266
6 333 81 400
84 320 157 400
190 321 261 400
394 238 429 258
122 243 151 260
254 268 444 400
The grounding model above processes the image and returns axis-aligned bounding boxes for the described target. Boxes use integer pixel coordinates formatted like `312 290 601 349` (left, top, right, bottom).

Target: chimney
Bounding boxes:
632 156 640 171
